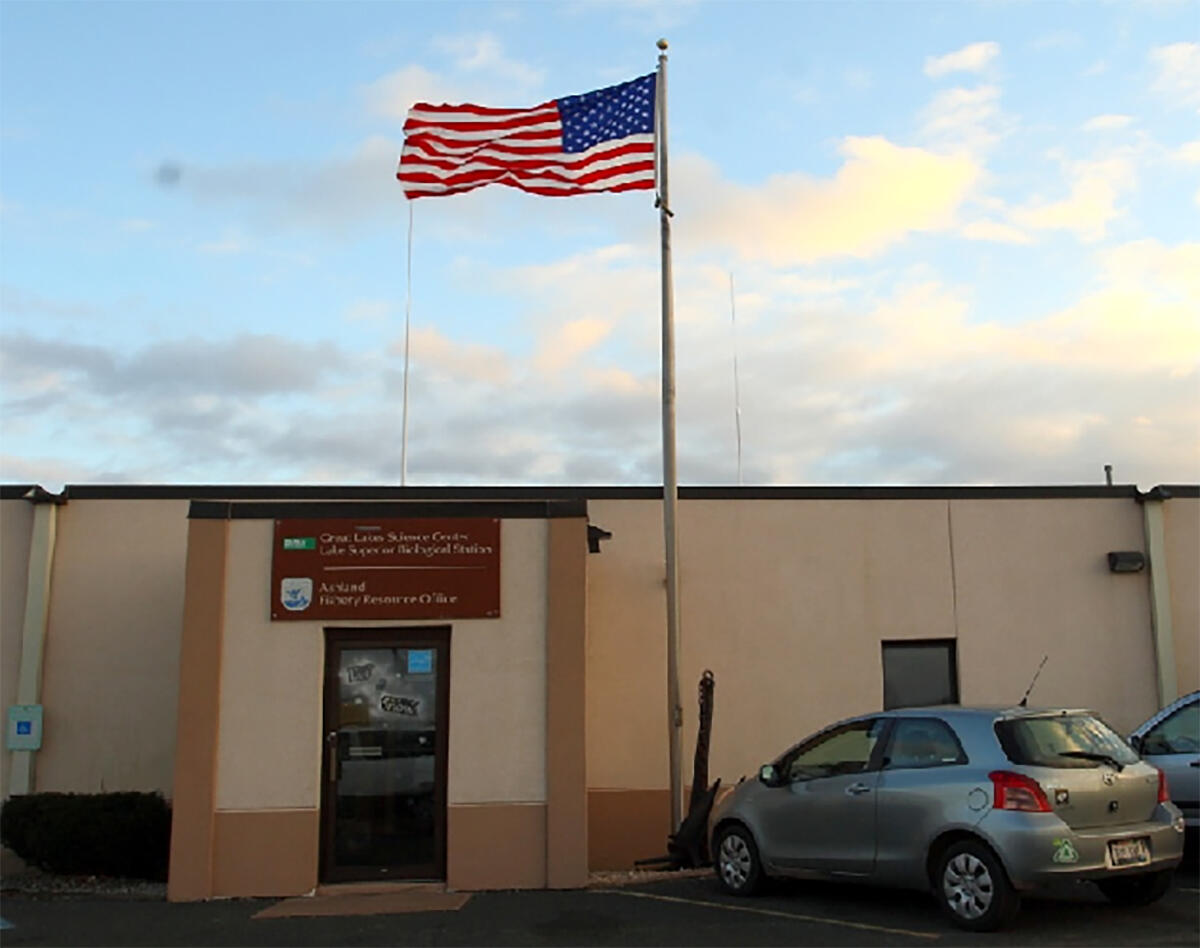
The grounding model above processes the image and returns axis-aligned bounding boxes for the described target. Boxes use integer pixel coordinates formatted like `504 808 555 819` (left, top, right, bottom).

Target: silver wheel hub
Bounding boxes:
719 834 752 889
943 852 995 919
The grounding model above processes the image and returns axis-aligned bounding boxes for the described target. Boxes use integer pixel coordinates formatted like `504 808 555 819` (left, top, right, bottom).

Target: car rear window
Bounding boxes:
995 713 1139 769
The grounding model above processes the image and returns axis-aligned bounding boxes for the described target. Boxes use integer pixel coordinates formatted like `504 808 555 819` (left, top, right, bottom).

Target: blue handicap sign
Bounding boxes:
16 721 31 735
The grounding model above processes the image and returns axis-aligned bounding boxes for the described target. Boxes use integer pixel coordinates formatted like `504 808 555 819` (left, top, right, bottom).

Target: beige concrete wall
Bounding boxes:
587 494 1165 802
586 498 960 794
35 499 189 795
213 517 549 812
952 498 1157 733
1 499 35 798
678 499 958 784
585 500 669 793
448 518 548 806
1164 496 1199 697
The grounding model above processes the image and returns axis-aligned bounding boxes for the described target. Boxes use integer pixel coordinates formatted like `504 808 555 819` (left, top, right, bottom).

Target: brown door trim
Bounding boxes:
320 626 450 883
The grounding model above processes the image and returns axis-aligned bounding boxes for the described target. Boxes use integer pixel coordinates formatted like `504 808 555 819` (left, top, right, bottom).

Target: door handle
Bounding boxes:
845 782 871 795
326 731 339 783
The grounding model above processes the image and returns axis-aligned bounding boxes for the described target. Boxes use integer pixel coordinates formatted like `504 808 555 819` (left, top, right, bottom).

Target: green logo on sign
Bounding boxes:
283 537 316 551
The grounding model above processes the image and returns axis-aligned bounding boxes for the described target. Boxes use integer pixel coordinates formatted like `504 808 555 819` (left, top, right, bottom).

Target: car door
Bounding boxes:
754 718 890 875
1136 696 1199 829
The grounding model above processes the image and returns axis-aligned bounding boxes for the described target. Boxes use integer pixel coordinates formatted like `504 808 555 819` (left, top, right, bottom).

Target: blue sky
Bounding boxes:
1 0 1197 489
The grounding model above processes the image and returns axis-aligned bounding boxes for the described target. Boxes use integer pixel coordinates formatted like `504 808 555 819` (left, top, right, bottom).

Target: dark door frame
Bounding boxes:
320 626 451 883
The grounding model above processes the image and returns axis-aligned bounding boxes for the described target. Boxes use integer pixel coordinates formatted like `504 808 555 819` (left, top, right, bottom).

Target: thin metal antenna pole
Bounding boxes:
729 273 743 486
401 201 413 486
656 37 683 834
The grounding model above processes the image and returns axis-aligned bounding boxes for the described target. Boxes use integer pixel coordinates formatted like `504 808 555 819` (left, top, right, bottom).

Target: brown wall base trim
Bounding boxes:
587 789 671 871
448 803 546 891
212 809 320 898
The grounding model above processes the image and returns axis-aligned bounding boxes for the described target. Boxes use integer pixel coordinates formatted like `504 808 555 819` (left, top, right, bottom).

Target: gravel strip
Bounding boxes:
587 867 711 888
1 865 166 900
1 865 707 899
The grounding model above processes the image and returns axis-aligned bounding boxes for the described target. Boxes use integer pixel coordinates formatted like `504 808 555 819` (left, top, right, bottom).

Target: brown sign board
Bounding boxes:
271 518 500 621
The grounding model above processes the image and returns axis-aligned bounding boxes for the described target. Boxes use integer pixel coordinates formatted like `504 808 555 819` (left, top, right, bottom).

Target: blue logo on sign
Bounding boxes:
16 722 31 736
408 650 433 674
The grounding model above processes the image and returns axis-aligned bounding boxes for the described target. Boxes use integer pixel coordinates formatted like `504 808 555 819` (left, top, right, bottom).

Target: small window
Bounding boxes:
782 719 887 781
885 718 968 769
882 640 959 710
1142 701 1200 755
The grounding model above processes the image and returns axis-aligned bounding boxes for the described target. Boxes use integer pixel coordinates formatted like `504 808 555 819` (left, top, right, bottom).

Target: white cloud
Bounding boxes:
918 85 1008 153
363 65 461 120
683 137 981 266
1010 156 1136 242
6 238 1199 489
431 33 544 90
923 42 1000 78
1173 140 1200 162
399 326 514 387
534 318 614 373
1082 114 1133 131
1150 42 1200 110
343 300 394 324
961 219 1033 244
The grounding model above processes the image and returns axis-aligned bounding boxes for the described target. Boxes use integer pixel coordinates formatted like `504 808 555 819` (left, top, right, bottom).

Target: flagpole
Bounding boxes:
400 201 413 486
656 37 684 835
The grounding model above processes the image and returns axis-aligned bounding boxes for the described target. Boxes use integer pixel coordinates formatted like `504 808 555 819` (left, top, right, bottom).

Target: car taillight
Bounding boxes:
989 770 1052 812
1157 767 1170 804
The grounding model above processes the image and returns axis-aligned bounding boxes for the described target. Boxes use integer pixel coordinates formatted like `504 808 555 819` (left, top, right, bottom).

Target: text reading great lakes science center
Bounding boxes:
270 517 501 621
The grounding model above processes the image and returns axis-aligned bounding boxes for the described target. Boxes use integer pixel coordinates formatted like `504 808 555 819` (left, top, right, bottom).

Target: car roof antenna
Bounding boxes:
1018 655 1049 708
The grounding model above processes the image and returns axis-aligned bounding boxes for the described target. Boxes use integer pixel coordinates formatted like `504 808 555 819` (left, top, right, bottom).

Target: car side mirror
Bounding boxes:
759 764 781 787
1128 735 1143 755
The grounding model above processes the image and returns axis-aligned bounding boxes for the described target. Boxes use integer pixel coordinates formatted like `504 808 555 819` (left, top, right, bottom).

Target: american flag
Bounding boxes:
397 73 657 199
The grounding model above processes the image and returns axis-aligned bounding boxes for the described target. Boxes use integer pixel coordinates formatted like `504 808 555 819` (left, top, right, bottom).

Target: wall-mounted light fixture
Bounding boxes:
1107 551 1146 573
588 524 613 554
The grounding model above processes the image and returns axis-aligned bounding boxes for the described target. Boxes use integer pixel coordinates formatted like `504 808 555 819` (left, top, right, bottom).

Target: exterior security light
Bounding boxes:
1107 551 1146 573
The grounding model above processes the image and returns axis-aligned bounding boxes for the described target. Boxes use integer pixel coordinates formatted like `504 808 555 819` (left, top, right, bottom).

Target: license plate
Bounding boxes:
1108 837 1150 868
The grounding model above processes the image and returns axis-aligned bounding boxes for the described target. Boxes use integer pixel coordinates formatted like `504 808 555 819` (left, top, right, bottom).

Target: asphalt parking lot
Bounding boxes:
2 857 1196 947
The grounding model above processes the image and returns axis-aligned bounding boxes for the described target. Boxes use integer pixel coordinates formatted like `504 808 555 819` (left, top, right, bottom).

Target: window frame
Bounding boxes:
774 717 892 783
1142 700 1200 756
881 715 969 770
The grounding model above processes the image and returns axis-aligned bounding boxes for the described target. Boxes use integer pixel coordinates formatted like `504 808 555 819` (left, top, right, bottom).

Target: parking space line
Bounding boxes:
593 889 941 940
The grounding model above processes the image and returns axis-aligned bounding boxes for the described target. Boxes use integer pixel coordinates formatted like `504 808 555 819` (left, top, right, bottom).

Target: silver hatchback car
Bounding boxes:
711 706 1186 931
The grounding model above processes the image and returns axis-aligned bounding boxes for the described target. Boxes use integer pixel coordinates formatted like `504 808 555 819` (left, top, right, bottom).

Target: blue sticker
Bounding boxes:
16 721 31 735
408 650 433 674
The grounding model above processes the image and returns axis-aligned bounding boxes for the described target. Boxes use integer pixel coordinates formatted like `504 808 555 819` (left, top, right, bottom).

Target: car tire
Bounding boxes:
1096 870 1173 906
935 840 1021 932
714 823 763 896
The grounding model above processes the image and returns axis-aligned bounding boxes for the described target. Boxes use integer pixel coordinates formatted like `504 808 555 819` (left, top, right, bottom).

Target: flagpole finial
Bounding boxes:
657 38 668 51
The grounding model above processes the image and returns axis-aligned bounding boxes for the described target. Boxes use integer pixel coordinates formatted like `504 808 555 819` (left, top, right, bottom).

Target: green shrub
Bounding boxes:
0 791 171 881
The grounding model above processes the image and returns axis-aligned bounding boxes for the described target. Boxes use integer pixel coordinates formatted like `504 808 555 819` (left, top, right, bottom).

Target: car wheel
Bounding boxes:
1096 870 1173 906
714 824 763 896
935 840 1021 931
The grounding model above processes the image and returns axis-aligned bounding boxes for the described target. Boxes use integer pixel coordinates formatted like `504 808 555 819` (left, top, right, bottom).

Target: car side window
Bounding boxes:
784 719 886 781
1142 702 1200 755
884 717 967 769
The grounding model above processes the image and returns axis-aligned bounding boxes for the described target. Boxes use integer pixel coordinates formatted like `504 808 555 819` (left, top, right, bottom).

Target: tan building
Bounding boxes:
2 483 1197 899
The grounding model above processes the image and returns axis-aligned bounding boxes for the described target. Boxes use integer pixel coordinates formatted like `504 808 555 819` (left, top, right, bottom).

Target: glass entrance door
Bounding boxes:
321 629 449 882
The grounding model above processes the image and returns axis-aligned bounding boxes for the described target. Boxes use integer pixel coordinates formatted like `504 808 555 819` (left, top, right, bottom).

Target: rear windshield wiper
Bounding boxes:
1056 750 1124 771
